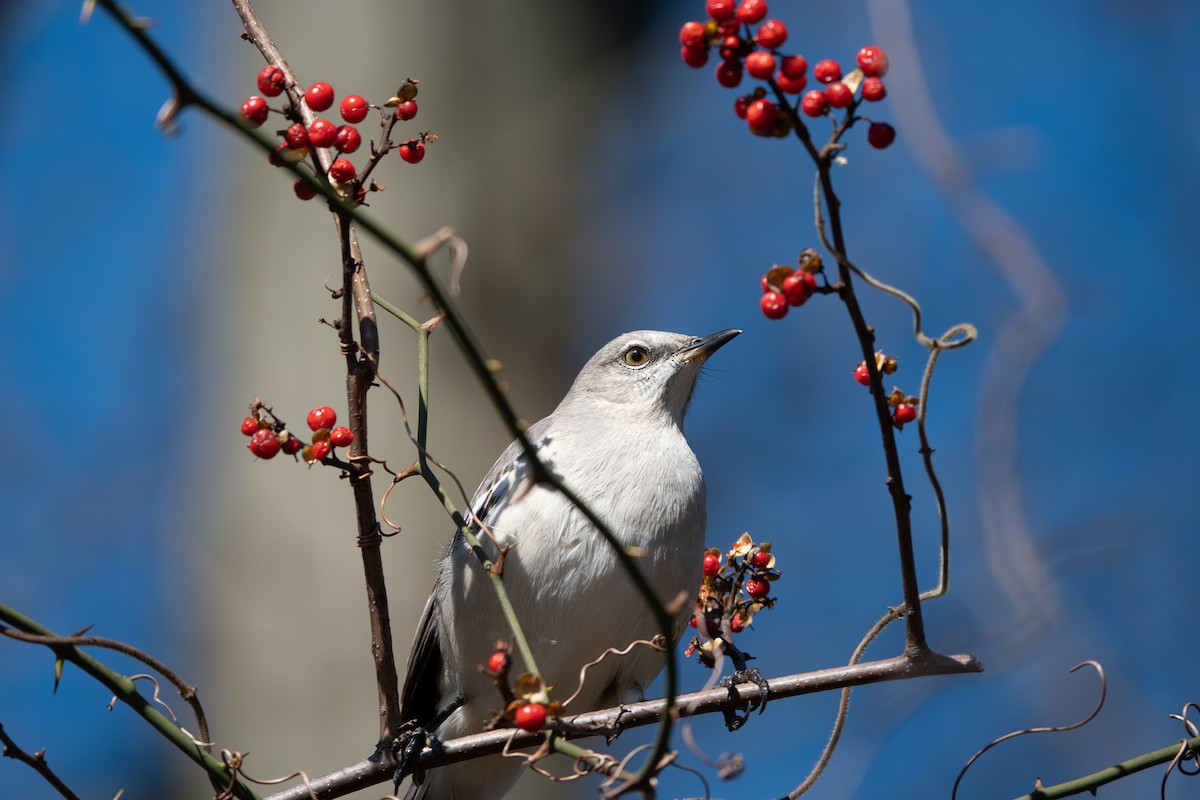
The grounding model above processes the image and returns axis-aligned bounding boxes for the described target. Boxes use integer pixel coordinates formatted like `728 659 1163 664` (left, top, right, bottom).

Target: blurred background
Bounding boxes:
2 1 1198 798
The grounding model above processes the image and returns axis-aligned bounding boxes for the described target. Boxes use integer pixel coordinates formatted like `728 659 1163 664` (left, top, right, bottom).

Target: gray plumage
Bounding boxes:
401 329 739 800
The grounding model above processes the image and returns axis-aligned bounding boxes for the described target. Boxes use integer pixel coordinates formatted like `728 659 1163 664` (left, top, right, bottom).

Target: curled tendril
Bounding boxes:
952 661 1106 800
216 749 318 800
813 173 978 354
562 638 665 708
1163 702 1200 798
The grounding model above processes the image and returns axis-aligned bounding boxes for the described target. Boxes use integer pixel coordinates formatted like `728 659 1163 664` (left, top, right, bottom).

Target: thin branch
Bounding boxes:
1007 735 1200 800
262 651 982 800
229 0 399 739
0 723 81 800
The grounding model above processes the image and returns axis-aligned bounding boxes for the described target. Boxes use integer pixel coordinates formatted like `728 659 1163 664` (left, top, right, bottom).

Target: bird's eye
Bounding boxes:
623 346 650 368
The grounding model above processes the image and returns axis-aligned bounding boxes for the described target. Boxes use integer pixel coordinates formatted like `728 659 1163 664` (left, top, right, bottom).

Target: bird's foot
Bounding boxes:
718 668 770 731
383 723 439 791
383 695 464 790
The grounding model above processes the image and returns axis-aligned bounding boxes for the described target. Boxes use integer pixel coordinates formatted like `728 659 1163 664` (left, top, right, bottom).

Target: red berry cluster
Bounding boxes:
238 68 431 204
851 353 919 427
679 3 896 148
686 533 779 668
759 248 822 320
481 642 562 734
241 402 355 464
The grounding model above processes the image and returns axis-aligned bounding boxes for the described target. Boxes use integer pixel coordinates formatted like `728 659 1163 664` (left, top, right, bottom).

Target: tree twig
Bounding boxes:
0 723 81 800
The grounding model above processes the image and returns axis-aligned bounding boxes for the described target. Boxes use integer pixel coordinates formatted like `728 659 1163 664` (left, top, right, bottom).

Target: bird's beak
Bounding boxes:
678 328 741 362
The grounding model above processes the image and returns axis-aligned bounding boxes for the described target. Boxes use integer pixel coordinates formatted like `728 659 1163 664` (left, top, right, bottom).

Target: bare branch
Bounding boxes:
263 651 981 800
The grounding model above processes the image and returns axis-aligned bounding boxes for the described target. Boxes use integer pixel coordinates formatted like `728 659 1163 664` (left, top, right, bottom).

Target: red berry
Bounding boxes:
868 121 896 149
745 98 778 129
339 94 369 123
730 615 745 633
307 118 338 148
744 578 770 599
825 81 853 108
733 95 750 119
329 158 356 183
861 76 887 102
239 96 269 127
240 417 260 436
781 271 816 305
284 123 309 149
703 553 721 576
399 141 426 164
306 406 337 431
745 51 776 79
893 403 917 425
750 550 772 569
776 71 807 94
681 45 709 68
257 65 285 97
813 59 842 84
304 82 334 112
718 35 742 61
294 180 317 201
715 60 743 88
310 439 332 461
760 291 788 320
249 429 281 459
487 651 510 675
679 20 708 47
335 125 362 153
756 19 787 49
280 435 303 455
716 18 740 36
854 363 871 386
706 0 736 21
780 54 807 78
737 0 768 23
514 703 547 732
856 45 890 77
800 89 828 117
394 100 418 121
329 426 355 447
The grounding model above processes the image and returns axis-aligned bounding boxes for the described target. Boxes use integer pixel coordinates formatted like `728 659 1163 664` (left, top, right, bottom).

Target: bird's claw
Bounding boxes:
384 695 463 790
385 723 441 791
718 668 770 731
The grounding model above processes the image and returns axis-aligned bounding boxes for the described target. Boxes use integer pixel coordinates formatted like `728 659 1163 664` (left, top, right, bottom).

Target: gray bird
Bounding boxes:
400 328 739 800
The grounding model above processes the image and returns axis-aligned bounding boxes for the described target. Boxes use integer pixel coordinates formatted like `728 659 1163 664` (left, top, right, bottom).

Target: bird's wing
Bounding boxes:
399 589 444 728
399 417 555 727
467 417 554 534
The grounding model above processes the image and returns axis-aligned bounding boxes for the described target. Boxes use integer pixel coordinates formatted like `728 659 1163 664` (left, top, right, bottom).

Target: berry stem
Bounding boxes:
766 75 930 656
815 153 930 657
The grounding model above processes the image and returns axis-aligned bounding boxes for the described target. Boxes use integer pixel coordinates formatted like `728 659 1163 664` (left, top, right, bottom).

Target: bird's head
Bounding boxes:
560 329 741 425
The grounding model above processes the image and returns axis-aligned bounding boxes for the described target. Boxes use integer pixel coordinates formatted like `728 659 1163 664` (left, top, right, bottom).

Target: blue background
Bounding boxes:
2 1 1198 798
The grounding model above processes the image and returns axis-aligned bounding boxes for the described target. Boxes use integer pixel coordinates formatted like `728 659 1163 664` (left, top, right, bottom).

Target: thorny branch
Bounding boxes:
0 602 259 800
0 625 211 750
